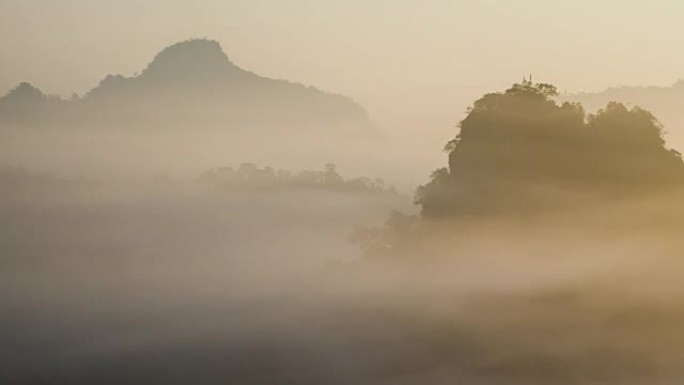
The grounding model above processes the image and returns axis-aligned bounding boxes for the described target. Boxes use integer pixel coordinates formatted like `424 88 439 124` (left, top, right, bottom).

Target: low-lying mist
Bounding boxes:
2 166 684 385
1 169 412 383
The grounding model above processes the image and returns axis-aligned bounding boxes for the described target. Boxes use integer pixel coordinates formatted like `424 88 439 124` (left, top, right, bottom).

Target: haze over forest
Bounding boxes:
2 2 684 385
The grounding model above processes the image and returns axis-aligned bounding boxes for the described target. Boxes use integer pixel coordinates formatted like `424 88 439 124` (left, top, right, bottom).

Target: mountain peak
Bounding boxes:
141 39 237 78
0 38 376 139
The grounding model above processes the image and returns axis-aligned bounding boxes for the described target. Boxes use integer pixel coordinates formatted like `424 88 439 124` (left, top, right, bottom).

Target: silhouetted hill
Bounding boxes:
0 39 375 138
86 39 290 97
417 80 684 218
563 80 684 151
354 81 684 261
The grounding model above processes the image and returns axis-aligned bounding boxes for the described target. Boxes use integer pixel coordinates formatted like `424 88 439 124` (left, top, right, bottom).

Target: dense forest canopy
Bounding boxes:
417 80 684 218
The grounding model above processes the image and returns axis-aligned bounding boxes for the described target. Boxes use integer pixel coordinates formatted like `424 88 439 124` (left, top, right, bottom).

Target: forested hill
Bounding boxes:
417 80 684 218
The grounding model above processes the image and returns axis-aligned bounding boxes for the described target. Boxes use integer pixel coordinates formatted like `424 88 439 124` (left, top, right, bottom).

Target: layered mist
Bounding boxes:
3 172 684 385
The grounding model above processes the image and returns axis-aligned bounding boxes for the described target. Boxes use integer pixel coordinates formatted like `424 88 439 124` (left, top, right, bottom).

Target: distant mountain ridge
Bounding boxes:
562 80 684 151
0 39 376 137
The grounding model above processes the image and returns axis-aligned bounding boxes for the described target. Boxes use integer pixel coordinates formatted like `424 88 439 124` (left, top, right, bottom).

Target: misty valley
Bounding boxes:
2 38 684 385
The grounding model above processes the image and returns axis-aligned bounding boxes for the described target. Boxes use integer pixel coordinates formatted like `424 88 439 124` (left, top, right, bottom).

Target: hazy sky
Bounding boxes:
2 0 684 138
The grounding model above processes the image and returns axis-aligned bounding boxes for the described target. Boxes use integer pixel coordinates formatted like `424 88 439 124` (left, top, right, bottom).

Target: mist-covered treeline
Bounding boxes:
198 162 396 194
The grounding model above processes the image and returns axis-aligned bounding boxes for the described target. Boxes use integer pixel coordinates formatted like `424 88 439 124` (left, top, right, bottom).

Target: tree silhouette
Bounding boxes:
198 163 394 194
